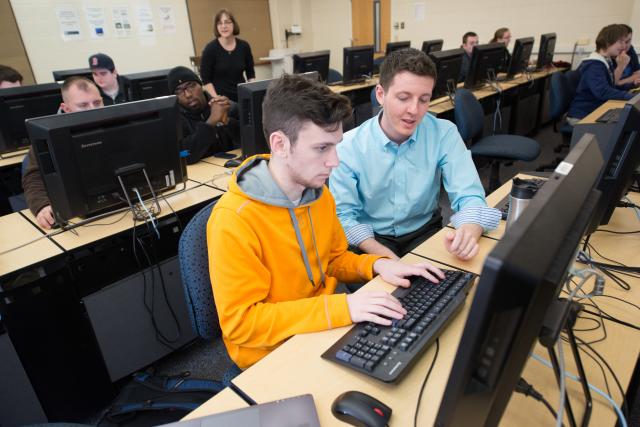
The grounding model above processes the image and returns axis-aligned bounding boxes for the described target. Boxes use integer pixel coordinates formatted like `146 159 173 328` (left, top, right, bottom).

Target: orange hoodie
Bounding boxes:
207 155 383 369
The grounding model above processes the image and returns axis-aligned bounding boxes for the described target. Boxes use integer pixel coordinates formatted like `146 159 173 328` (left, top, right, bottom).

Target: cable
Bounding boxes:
414 339 439 427
555 339 566 427
514 378 562 425
596 229 640 234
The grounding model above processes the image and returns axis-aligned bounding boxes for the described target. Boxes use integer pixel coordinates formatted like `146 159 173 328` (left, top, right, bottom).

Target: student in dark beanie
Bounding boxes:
199 8 255 102
167 66 239 164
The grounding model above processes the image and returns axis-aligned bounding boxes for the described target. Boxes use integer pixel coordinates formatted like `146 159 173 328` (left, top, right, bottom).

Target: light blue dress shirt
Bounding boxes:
330 112 500 246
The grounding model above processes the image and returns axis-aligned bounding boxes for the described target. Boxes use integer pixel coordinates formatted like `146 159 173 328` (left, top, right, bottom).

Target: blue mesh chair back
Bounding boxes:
566 69 581 98
453 88 485 142
370 87 379 107
178 200 221 340
327 68 342 84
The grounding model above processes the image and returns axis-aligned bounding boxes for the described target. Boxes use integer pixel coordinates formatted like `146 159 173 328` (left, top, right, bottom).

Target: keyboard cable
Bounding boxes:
413 338 439 427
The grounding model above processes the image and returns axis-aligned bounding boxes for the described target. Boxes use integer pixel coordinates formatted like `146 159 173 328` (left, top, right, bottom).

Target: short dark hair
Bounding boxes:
596 24 627 51
213 9 240 37
462 31 478 44
61 76 98 98
0 65 23 84
379 48 436 90
621 24 633 35
262 74 352 145
490 27 510 43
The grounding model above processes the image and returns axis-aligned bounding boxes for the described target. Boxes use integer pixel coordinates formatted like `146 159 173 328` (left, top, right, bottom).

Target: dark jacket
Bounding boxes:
459 52 471 83
612 44 640 89
568 53 634 120
22 147 49 216
179 92 240 164
100 75 131 106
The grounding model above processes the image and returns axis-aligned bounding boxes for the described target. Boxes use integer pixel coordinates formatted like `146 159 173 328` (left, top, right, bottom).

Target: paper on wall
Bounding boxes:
158 6 176 34
56 6 82 41
85 7 106 38
414 2 426 22
112 6 132 38
136 6 155 35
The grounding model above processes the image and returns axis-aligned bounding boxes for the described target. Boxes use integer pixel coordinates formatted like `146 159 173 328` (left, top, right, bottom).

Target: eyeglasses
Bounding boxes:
218 20 233 26
175 81 198 97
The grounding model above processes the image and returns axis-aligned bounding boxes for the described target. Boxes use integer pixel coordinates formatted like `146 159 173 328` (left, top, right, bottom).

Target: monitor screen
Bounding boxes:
0 83 62 153
386 41 411 56
25 96 187 224
125 69 172 101
293 50 330 82
464 43 507 89
435 134 603 426
536 33 557 69
52 68 93 83
429 48 465 99
343 45 374 84
238 72 319 159
421 39 444 55
507 37 535 77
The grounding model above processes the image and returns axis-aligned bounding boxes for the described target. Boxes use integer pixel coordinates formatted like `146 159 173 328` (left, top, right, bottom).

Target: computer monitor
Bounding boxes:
421 39 444 55
342 45 374 84
0 83 62 154
464 43 507 89
237 72 319 158
429 48 465 99
507 37 535 78
25 96 187 224
52 68 93 83
435 133 603 426
293 50 330 82
125 69 172 100
536 33 557 70
386 41 411 55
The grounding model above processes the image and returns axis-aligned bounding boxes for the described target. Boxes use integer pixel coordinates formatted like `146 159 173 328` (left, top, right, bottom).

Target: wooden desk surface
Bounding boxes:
24 181 223 251
187 160 231 189
579 100 626 125
182 387 248 421
0 149 27 168
328 77 378 94
200 149 242 167
0 212 63 277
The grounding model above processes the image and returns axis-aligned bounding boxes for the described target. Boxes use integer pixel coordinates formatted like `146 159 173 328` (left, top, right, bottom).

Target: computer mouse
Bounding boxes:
223 158 241 168
331 390 392 427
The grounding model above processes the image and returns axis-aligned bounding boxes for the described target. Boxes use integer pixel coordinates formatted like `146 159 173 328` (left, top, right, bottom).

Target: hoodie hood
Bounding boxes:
229 154 326 287
580 52 614 84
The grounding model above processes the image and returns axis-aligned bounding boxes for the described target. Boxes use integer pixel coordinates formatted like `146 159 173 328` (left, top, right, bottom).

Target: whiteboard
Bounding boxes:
11 0 196 83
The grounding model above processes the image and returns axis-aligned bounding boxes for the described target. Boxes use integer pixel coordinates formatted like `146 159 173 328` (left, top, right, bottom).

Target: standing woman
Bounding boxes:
200 9 255 102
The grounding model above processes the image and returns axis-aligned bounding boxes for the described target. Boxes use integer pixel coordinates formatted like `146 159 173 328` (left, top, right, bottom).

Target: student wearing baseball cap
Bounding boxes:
88 53 131 105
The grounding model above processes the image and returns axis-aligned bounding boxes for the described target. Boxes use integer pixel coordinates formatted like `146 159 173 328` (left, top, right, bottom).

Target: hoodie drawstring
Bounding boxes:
288 207 326 287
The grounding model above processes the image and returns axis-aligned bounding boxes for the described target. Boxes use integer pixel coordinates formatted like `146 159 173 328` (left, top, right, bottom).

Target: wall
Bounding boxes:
11 0 195 83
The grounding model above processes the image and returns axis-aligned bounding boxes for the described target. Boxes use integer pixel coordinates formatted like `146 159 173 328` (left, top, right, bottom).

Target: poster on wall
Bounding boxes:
112 6 132 38
56 6 82 41
136 6 155 35
158 6 176 34
85 7 106 38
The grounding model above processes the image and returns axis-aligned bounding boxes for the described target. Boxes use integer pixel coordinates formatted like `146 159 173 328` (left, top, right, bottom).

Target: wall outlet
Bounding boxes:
290 24 302 35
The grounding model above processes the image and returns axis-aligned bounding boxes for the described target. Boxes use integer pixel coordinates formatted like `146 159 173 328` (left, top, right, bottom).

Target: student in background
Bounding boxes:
490 27 512 71
88 53 131 105
613 24 640 88
199 8 255 102
207 74 445 370
0 65 23 88
459 31 479 82
568 24 635 122
330 49 500 261
23 77 104 229
167 66 239 164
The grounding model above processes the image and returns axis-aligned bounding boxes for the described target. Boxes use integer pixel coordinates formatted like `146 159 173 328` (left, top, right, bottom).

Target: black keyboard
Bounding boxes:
596 108 623 124
497 178 547 220
327 77 368 86
322 269 475 382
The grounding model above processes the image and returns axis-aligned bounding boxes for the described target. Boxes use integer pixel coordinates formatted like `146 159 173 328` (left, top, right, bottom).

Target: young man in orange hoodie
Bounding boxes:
207 74 445 370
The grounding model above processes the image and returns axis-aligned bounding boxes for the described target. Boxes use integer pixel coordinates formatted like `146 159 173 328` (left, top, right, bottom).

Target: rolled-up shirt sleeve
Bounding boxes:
451 206 501 232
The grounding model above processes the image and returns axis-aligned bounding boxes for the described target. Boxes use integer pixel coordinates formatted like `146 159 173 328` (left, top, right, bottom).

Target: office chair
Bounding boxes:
454 88 541 192
327 68 342 84
8 155 29 212
178 200 241 384
550 70 580 150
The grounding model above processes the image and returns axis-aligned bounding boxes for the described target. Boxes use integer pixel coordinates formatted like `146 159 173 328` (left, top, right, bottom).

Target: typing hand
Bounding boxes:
373 258 444 287
444 223 483 260
346 291 406 326
36 205 55 230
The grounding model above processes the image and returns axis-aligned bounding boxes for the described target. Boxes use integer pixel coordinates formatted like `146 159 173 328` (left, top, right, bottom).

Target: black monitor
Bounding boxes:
343 45 374 84
293 50 330 82
386 41 411 55
464 43 507 89
238 72 319 158
0 83 62 153
421 39 444 55
507 37 535 78
429 48 465 99
25 96 187 224
52 68 93 82
435 133 603 426
536 33 557 70
125 69 172 100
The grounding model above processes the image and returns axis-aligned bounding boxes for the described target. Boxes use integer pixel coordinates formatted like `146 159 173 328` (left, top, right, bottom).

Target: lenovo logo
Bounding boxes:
80 141 103 149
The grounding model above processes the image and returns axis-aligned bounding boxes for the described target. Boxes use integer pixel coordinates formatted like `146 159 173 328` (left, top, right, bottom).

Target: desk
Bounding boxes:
183 387 249 421
0 149 27 168
579 100 626 125
201 149 242 167
328 77 378 95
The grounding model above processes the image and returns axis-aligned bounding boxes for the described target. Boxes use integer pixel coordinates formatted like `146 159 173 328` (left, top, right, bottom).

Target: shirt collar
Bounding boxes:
372 110 419 150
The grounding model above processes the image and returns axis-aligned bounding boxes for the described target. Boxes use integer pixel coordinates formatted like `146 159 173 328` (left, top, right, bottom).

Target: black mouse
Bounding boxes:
224 158 241 168
331 390 392 427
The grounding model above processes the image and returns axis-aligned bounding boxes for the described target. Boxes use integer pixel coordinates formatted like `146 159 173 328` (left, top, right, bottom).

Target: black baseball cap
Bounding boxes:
88 53 115 72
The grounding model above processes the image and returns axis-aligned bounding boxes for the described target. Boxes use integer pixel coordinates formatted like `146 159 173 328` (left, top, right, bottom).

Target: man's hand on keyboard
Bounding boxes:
372 258 445 287
444 223 483 260
346 291 407 325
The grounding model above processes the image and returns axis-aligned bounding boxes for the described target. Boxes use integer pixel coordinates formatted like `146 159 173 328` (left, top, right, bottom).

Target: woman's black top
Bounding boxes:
200 38 255 102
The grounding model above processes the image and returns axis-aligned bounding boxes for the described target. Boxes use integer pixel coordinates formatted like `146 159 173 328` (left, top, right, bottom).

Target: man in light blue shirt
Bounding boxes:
330 48 500 260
